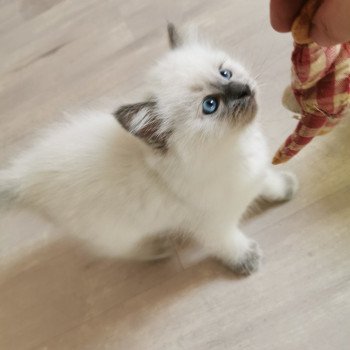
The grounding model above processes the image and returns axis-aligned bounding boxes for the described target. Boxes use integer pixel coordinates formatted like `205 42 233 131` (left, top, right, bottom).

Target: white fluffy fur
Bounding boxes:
0 27 297 274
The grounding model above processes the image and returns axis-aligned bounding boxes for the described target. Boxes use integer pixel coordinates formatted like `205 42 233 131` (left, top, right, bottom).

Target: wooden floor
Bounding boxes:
1 1 350 349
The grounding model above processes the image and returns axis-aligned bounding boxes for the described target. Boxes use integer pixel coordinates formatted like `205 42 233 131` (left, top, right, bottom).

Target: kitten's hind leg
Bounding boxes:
134 234 175 261
260 170 298 203
196 227 261 275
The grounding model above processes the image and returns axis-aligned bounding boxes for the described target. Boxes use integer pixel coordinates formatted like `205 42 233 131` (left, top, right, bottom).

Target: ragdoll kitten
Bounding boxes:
0 24 297 275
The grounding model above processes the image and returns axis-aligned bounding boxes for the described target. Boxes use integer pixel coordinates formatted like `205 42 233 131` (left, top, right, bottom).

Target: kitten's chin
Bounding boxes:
231 96 258 127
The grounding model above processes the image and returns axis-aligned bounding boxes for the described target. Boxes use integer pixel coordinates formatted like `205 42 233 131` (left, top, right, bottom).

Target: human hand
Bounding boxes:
270 0 350 46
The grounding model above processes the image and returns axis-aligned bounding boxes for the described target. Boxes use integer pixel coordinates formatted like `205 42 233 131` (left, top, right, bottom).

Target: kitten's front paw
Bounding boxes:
280 172 298 201
261 171 298 203
227 241 262 276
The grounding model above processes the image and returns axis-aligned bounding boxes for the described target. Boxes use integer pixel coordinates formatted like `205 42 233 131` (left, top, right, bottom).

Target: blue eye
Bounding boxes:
202 96 219 114
220 69 232 80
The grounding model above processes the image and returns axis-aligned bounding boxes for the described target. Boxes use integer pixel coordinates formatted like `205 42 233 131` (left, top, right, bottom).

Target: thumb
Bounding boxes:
311 0 350 46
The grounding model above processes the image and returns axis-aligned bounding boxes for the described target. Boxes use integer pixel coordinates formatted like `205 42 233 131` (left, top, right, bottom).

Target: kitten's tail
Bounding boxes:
0 170 20 210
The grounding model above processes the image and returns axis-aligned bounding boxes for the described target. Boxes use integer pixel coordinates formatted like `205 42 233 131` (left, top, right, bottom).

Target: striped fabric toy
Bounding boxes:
272 0 350 165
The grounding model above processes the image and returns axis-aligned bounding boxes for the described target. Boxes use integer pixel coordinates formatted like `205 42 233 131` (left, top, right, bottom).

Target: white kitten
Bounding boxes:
0 24 297 275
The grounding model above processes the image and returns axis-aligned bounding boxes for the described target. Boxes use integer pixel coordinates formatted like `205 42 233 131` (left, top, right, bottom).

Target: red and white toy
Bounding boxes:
273 0 350 165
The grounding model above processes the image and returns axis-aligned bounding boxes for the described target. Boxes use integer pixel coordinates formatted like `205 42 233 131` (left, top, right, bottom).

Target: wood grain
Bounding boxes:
0 1 349 349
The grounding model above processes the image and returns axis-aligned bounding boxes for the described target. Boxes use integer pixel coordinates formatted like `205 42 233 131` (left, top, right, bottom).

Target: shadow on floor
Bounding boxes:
0 231 239 349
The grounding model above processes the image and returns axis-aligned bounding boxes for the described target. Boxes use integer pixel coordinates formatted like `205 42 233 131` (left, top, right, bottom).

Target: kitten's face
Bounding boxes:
148 31 257 141
115 25 258 152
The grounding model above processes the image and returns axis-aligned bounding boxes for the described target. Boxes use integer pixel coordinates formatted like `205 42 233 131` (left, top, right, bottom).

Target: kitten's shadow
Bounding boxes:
0 176 282 348
243 197 284 222
0 234 236 349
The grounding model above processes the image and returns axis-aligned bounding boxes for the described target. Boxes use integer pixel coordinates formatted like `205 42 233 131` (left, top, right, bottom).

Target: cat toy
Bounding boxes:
272 0 350 165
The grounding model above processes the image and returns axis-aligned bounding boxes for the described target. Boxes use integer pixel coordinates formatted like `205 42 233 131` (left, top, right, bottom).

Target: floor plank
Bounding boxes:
0 1 349 349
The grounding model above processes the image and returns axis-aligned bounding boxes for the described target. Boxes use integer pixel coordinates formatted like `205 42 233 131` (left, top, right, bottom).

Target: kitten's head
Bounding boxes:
114 24 257 152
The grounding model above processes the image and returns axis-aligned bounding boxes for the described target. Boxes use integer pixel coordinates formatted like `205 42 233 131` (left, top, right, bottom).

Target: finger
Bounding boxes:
270 0 306 32
311 0 350 46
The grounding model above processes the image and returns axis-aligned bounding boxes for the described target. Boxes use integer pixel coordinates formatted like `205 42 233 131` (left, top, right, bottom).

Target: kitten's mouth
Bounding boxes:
230 94 257 126
214 81 257 126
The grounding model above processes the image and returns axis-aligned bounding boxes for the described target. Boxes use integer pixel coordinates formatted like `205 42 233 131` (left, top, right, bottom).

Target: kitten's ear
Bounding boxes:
114 101 170 151
167 23 182 49
167 23 202 49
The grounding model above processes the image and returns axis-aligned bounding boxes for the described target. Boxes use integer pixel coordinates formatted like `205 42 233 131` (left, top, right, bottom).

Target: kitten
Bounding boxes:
0 24 297 275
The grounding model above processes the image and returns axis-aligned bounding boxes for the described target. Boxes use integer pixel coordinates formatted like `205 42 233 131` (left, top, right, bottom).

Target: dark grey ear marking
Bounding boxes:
114 101 170 151
167 23 181 49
